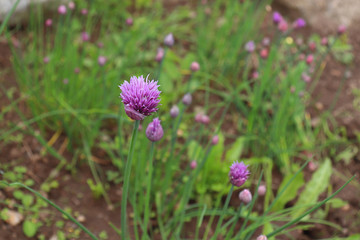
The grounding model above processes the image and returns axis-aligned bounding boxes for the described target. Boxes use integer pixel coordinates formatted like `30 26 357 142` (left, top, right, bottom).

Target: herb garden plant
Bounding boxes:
0 0 357 239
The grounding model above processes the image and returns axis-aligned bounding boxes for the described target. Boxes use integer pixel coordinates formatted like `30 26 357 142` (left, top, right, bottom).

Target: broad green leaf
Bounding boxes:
23 220 39 237
292 158 332 218
328 198 348 208
335 145 358 165
272 172 304 211
225 137 245 163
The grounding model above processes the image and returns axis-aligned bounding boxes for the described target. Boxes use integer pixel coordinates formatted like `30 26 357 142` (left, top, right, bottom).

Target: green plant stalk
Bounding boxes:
266 175 355 238
0 181 98 240
211 185 234 239
225 203 243 240
121 120 140 240
195 204 207 239
244 161 309 240
0 0 20 35
234 170 264 239
143 142 155 240
175 145 213 237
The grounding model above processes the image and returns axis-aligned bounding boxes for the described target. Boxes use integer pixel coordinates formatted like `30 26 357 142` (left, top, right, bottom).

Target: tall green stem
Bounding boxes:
143 142 155 239
121 120 140 239
211 185 234 239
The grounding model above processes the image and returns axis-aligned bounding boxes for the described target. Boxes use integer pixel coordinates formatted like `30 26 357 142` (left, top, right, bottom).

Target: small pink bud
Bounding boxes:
258 185 266 196
97 42 104 48
302 73 311 83
252 71 259 79
45 18 52 27
190 61 200 72
74 67 80 74
308 42 316 51
126 18 133 26
58 5 67 15
201 115 210 125
164 33 174 47
68 2 75 10
43 56 50 64
321 37 328 46
182 93 192 106
239 189 252 204
81 9 88 15
337 25 346 35
211 135 219 145
195 113 203 123
290 86 296 93
262 37 270 46
63 78 69 84
98 56 107 66
138 124 143 131
82 32 90 42
308 161 317 172
257 235 268 240
190 160 197 169
260 48 268 59
306 54 314 65
170 105 179 118
155 48 164 62
278 20 288 33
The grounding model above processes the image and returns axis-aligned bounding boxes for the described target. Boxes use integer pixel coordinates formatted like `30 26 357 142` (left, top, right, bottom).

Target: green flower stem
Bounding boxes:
0 181 98 240
211 185 234 239
121 120 140 240
143 142 155 239
266 175 355 238
0 0 20 35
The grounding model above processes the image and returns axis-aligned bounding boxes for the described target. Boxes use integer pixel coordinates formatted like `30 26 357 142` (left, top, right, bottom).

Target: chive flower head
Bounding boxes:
119 75 161 121
229 161 249 187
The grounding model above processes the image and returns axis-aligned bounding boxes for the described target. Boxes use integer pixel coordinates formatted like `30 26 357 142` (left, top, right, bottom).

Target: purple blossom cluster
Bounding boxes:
119 75 161 121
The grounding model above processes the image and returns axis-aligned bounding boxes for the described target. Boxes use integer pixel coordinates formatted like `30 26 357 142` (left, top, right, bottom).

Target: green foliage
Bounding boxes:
292 159 332 218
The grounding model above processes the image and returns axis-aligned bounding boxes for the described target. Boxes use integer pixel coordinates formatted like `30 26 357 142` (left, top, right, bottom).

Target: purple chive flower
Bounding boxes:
63 78 69 84
273 11 282 24
58 5 67 15
164 33 174 47
82 32 90 42
245 41 255 52
126 18 133 26
182 93 192 106
170 105 179 118
43 56 50 64
293 18 306 29
239 189 252 204
155 48 165 62
146 118 164 142
81 9 88 15
45 18 52 27
258 185 266 196
229 161 249 187
98 56 107 66
190 160 197 169
211 135 219 145
257 235 268 240
190 61 200 72
119 75 161 121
